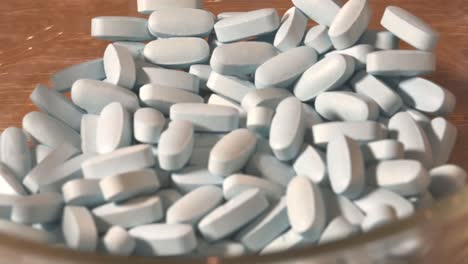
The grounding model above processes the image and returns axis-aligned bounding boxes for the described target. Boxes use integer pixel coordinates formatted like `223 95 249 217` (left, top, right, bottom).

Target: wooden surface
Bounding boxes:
0 0 467 168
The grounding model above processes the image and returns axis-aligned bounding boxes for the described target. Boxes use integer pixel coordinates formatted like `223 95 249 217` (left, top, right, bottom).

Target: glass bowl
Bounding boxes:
1 0 468 263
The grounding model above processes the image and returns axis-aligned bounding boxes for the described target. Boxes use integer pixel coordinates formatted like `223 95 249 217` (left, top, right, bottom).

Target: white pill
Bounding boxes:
148 8 214 38
22 112 81 149
223 174 284 202
354 188 414 218
62 179 104 207
361 139 404 162
62 206 98 252
80 115 99 154
82 144 156 180
103 44 136 90
93 195 163 231
0 164 28 196
51 59 105 92
100 169 161 203
292 0 339 26
207 71 255 102
199 189 269 241
167 186 223 225
217 12 246 20
367 50 436 77
23 144 80 193
247 107 274 137
214 8 280 43
139 84 204 115
197 240 246 257
134 108 165 144
322 190 365 226
30 84 84 131
241 88 292 112
134 65 166 88
170 103 239 132
388 112 432 168
209 129 257 177
144 38 210 69
0 219 55 244
245 153 295 187
91 17 153 41
260 229 309 254
303 25 333 54
274 7 307 52
293 144 327 184
207 94 247 121
158 120 194 171
130 224 197 256
327 135 365 199
358 30 399 50
426 117 457 167
255 46 318 89
329 0 371 50
350 71 403 116
287 176 326 239
312 121 387 146
315 91 379 121
102 226 136 256
143 68 200 94
381 6 439 51
429 165 467 199
360 205 397 232
397 77 455 116
113 41 145 60
319 217 356 244
11 192 63 224
211 42 277 77
137 0 202 14
71 79 139 114
171 166 224 193
96 102 132 154
369 160 430 196
189 64 211 91
157 189 182 211
270 97 305 161
402 106 431 128
294 54 355 101
326 44 375 69
1 127 32 180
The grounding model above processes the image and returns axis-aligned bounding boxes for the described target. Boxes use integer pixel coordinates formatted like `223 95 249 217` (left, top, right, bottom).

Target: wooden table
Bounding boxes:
0 0 466 168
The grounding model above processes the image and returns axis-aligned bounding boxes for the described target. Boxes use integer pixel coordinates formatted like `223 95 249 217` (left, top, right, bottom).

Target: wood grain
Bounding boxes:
0 0 467 168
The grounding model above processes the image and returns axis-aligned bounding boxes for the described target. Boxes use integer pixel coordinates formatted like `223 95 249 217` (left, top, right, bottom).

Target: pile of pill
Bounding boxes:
0 0 466 258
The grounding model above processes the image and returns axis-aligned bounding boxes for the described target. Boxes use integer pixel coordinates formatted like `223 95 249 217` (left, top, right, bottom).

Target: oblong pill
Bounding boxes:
350 71 403 116
113 41 145 60
246 106 274 137
198 189 269 241
22 112 81 149
134 108 166 144
426 117 457 167
102 226 136 256
189 64 211 91
214 8 280 43
0 219 55 244
260 229 307 254
429 165 467 199
91 17 153 41
80 114 99 154
137 0 203 14
62 206 98 252
103 44 136 89
319 216 356 244
322 190 365 226
397 77 456 116
223 174 284 201
315 91 379 121
367 50 436 76
292 0 340 26
388 112 432 168
30 84 84 131
209 129 257 177
62 179 104 207
358 30 399 50
148 8 214 38
303 25 333 54
96 102 132 154
11 192 63 224
171 166 224 193
170 103 239 132
287 176 326 239
293 144 327 184
51 59 105 92
294 54 355 101
217 12 246 20
255 46 318 89
144 38 210 69
100 169 161 202
211 42 277 77
274 7 307 52
1 127 32 180
167 186 223 225
129 224 197 256
71 79 139 114
158 120 194 171
139 84 203 115
354 188 414 218
241 88 292 112
0 164 28 195
140 68 200 94
360 205 397 232
381 6 439 51
328 0 371 50
207 94 247 123
82 144 156 180
361 139 404 162
245 153 295 187
207 71 255 102
312 121 387 146
326 44 375 69
269 97 305 161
